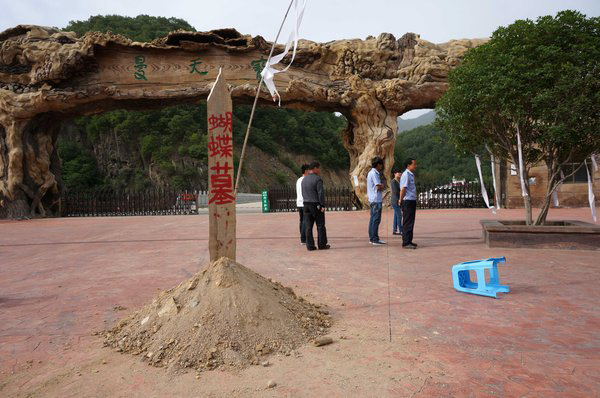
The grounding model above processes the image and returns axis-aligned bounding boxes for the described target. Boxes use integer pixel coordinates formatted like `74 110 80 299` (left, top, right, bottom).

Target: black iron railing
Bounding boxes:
267 187 359 212
61 189 208 217
415 182 491 209
60 181 492 216
266 181 492 212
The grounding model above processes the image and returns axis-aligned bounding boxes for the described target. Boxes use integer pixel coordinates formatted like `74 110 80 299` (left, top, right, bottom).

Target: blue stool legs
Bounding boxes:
452 257 510 298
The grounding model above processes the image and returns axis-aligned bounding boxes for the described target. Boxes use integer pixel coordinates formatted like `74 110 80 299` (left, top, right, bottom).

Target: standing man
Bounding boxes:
367 157 386 245
391 168 403 235
301 161 330 251
400 158 418 249
296 164 310 245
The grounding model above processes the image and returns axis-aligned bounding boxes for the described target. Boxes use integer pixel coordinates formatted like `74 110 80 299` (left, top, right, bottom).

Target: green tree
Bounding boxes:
394 124 490 186
65 15 195 42
58 141 103 190
436 10 600 225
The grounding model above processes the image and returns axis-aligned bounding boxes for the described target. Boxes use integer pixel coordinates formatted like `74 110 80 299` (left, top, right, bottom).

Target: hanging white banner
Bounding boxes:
586 159 597 222
475 155 496 214
486 146 500 210
261 0 307 105
552 167 564 207
552 189 559 207
516 127 528 197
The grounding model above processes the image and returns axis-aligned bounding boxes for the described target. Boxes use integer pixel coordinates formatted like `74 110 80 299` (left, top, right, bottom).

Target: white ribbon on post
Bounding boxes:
552 168 565 208
260 0 306 106
475 154 496 214
552 188 560 207
516 127 528 197
486 145 500 210
586 158 597 222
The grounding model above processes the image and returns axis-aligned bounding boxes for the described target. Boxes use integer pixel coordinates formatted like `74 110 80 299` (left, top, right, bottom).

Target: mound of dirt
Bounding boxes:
104 257 331 371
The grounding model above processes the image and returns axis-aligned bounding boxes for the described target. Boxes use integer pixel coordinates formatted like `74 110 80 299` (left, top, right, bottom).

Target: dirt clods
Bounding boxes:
104 257 331 371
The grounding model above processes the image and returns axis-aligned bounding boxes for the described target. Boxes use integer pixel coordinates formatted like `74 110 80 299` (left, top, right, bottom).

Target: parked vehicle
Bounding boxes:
174 192 198 213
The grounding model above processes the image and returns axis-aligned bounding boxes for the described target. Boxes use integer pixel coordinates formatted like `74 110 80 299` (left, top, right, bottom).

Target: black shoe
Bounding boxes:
307 246 317 251
412 242 418 247
402 244 417 250
318 244 331 250
372 240 386 245
392 232 401 235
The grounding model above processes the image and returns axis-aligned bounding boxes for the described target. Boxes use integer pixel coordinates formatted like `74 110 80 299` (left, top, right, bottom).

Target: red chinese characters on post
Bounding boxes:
208 111 234 205
209 162 234 205
208 112 233 134
208 134 233 158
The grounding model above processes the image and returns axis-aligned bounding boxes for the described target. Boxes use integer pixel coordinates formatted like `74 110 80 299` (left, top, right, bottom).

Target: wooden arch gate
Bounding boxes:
0 25 484 218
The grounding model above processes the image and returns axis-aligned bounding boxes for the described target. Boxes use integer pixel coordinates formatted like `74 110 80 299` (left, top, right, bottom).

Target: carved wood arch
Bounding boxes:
0 25 484 218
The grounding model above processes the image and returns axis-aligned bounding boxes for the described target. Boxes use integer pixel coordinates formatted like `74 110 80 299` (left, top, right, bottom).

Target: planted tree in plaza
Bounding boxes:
436 10 600 225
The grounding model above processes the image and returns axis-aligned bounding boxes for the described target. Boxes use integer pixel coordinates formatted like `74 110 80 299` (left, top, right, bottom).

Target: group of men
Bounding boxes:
295 157 418 251
296 161 330 251
366 157 418 249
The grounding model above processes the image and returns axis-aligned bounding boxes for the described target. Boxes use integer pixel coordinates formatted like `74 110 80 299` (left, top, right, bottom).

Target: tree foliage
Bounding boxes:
394 124 491 186
436 10 600 224
58 141 103 190
65 15 195 42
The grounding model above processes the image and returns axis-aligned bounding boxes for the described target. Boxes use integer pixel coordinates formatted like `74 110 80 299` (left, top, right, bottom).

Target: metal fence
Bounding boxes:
266 181 492 212
60 181 493 216
415 182 491 209
62 189 208 217
267 187 359 212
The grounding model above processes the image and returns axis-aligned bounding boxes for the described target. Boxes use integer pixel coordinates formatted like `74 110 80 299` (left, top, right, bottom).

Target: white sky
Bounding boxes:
2 0 598 44
2 0 598 118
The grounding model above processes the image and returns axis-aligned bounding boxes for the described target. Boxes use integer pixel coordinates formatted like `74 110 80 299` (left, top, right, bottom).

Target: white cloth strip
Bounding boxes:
592 154 598 172
206 67 223 102
553 165 564 207
475 155 496 214
586 159 597 222
516 127 528 197
486 146 500 210
261 0 307 105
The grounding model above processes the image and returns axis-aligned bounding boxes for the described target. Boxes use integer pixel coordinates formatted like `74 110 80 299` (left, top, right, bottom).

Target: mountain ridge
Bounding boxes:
397 110 436 133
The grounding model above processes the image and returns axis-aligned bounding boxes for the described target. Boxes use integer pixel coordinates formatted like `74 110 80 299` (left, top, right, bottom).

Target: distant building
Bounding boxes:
495 160 599 208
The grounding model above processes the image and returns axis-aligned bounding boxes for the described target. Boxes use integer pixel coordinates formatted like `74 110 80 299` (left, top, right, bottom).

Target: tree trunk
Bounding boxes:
534 160 558 225
342 95 398 208
521 168 533 225
523 194 533 225
0 113 63 219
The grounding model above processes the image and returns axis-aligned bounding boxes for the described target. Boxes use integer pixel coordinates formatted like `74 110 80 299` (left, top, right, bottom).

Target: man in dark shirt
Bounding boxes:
301 161 330 251
390 168 403 235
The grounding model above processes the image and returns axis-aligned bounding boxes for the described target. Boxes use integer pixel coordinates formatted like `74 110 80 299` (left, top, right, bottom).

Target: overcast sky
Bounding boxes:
2 0 598 118
2 0 598 44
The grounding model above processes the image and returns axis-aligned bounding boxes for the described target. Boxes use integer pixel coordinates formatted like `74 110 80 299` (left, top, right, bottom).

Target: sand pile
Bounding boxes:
104 257 331 371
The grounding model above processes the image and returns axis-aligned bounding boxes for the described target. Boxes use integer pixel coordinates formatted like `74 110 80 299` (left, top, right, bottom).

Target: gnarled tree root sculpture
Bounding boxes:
0 25 484 218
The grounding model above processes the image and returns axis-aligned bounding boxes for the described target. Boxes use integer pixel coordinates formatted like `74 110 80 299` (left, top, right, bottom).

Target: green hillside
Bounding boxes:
394 124 490 185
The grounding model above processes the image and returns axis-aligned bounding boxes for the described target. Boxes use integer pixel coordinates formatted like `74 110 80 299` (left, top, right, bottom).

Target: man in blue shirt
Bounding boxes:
400 158 418 249
367 157 385 245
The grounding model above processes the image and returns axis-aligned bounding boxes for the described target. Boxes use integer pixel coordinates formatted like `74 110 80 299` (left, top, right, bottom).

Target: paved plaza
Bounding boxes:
1 208 599 397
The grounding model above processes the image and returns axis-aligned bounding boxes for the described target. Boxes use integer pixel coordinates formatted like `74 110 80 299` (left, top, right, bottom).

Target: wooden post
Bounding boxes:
207 70 236 261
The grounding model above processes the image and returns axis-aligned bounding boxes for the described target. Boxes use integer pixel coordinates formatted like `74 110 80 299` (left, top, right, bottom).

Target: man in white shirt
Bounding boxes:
400 158 418 249
367 157 385 245
296 164 310 245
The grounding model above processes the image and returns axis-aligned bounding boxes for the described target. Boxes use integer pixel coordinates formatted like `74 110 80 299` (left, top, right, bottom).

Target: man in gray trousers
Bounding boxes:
301 161 330 251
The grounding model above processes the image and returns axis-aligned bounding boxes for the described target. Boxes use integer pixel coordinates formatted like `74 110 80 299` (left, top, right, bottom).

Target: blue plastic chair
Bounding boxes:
452 257 510 298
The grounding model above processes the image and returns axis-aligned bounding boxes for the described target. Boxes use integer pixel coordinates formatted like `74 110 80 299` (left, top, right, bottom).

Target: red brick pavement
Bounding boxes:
0 208 598 397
